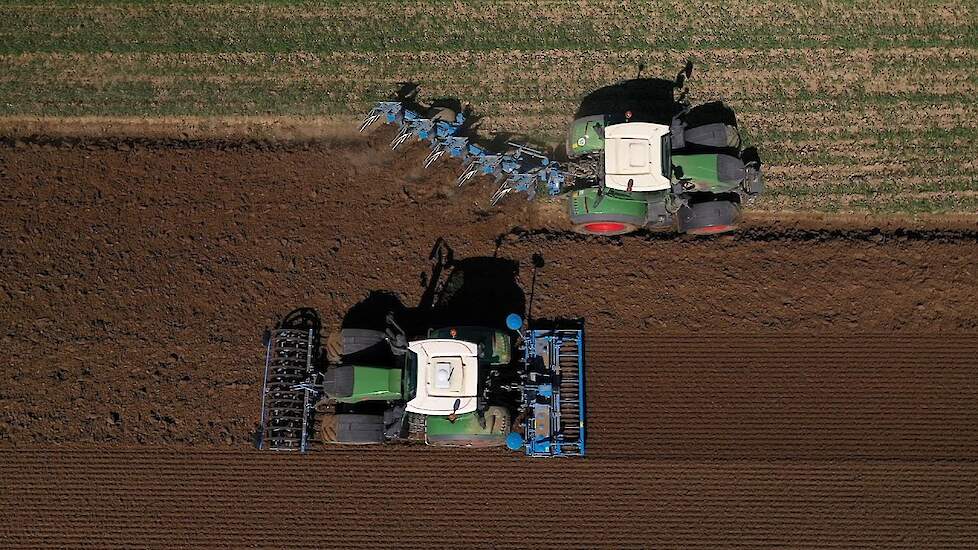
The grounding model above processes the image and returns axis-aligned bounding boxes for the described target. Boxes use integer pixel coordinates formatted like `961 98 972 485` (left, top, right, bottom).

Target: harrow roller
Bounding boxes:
259 326 319 452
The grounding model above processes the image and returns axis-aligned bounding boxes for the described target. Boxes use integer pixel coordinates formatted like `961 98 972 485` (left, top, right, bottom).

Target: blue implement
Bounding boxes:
360 99 570 205
521 325 586 457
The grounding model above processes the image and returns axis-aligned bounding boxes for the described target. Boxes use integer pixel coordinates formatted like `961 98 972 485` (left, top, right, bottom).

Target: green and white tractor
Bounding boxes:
360 63 764 235
257 254 587 457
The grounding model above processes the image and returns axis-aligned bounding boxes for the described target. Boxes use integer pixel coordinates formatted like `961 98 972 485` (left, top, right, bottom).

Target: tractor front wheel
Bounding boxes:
571 220 641 236
677 196 741 235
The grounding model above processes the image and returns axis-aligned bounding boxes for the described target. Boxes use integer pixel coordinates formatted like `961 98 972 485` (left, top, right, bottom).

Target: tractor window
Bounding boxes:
403 351 419 401
661 134 672 178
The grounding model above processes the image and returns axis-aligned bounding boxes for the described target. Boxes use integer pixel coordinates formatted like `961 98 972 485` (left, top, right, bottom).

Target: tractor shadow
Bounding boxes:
575 77 682 125
683 101 738 128
574 61 695 124
390 82 484 140
340 239 527 339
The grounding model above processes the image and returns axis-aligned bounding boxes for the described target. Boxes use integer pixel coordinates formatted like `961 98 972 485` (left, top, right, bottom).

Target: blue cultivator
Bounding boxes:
359 98 567 206
520 326 586 457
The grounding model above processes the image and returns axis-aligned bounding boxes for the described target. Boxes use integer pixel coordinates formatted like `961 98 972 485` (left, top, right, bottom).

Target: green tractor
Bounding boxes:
360 63 764 236
258 254 587 457
317 321 523 448
565 113 761 235
564 65 763 235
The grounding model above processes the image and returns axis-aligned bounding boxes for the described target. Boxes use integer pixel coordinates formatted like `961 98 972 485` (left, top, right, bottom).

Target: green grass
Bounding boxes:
2 1 975 54
0 0 977 215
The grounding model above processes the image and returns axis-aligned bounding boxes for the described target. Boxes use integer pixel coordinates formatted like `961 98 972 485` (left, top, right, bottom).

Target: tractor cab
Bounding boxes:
404 338 479 416
603 122 672 192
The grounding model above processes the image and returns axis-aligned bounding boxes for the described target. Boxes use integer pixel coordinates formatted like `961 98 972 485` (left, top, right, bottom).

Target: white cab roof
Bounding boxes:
604 122 671 192
405 339 479 416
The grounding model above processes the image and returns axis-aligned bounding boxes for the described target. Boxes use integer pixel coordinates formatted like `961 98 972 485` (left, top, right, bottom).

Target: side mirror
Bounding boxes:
448 398 461 423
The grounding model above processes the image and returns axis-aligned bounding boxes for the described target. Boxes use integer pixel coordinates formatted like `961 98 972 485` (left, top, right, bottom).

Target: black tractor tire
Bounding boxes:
340 328 386 356
324 414 385 445
682 123 742 150
677 197 741 235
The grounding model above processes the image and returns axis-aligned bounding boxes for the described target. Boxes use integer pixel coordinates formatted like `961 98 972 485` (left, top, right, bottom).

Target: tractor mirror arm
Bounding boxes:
448 398 461 423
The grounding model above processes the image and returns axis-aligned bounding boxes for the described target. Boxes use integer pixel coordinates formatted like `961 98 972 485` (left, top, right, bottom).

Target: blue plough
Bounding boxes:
359 100 568 205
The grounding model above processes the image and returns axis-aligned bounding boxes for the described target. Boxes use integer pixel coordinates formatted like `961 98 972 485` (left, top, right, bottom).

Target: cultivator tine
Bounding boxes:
358 101 404 132
459 153 502 187
489 184 516 206
393 115 443 149
358 112 383 133
423 136 462 168
457 164 480 187
390 124 417 150
490 173 536 206
489 183 511 206
423 145 447 168
424 136 469 169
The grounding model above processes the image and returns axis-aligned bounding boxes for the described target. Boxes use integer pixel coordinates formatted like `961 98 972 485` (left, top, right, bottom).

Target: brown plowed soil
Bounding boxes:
2 138 977 547
2 449 977 549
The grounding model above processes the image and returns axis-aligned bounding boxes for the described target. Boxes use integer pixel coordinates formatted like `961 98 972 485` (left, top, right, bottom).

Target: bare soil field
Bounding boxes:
1 138 977 547
2 449 977 549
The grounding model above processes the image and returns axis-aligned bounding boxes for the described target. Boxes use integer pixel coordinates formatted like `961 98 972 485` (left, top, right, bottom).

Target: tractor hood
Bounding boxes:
405 339 479 416
604 122 672 192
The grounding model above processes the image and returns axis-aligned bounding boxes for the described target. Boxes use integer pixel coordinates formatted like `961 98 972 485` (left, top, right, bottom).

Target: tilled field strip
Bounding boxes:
586 334 978 459
1 450 976 548
2 334 977 547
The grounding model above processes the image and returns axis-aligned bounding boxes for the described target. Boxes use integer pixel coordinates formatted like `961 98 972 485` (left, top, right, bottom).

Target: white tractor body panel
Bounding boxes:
405 339 479 416
604 122 672 192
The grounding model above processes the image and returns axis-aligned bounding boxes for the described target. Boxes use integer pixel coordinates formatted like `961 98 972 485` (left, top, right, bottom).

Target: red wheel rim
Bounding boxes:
689 224 735 235
584 222 627 234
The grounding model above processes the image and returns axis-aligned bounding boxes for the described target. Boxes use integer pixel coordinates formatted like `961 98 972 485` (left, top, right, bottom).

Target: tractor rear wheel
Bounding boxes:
341 328 386 356
322 414 385 445
677 196 741 235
